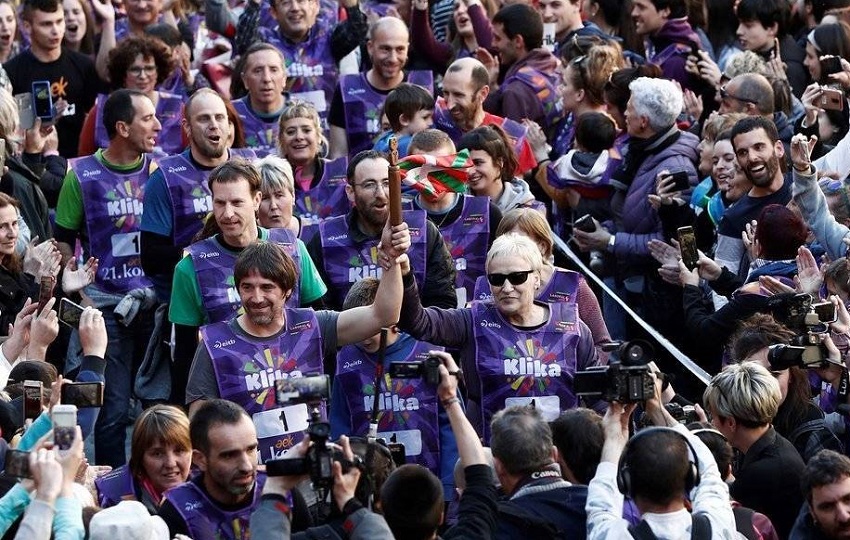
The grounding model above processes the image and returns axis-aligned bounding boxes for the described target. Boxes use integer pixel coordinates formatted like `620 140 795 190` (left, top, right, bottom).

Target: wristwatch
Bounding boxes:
607 234 616 249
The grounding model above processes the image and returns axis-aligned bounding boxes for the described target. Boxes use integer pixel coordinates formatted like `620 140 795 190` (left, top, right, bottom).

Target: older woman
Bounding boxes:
399 233 600 442
277 101 350 244
458 125 543 215
79 36 183 156
96 405 192 513
256 155 301 237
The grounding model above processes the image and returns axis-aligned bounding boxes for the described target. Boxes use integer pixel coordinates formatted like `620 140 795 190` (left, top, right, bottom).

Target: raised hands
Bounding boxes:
62 257 98 294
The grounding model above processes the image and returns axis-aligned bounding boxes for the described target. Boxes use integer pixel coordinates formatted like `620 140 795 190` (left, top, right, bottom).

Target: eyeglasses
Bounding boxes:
486 270 533 287
719 84 759 105
127 65 157 77
354 179 390 193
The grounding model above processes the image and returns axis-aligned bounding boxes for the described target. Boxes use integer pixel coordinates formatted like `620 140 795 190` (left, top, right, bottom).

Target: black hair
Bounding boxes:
347 150 388 184
492 3 543 50
574 112 617 154
189 399 250 455
380 465 444 540
736 0 788 37
383 83 435 133
103 89 147 140
648 0 687 18
730 115 780 147
801 450 850 502
550 408 603 485
233 242 297 296
622 429 691 505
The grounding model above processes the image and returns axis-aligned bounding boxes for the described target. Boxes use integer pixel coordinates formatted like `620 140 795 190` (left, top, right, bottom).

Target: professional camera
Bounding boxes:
767 293 838 367
388 355 442 386
574 340 656 403
267 375 334 494
665 403 698 424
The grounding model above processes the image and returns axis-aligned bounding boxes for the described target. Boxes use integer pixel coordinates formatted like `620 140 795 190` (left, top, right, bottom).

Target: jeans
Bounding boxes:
87 286 155 468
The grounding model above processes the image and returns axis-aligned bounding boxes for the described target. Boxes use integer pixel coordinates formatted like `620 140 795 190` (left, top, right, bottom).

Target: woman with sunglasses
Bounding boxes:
277 101 350 244
398 232 600 443
78 36 184 157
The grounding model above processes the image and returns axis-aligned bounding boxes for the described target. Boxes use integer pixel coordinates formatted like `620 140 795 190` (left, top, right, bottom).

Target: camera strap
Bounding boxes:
369 329 390 436
839 370 849 400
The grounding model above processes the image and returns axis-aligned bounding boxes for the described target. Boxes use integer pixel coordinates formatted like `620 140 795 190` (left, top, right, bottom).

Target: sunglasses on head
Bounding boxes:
487 270 533 287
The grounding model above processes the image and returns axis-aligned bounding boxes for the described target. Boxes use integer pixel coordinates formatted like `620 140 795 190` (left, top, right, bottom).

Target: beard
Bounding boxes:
451 97 480 130
744 153 780 187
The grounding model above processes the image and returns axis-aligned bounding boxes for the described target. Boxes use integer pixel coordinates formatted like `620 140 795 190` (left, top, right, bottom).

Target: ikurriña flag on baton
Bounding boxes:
397 150 473 198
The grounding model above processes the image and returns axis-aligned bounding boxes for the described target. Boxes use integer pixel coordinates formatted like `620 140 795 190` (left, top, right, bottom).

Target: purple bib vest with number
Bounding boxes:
72 154 153 294
231 98 278 156
187 228 302 323
339 71 434 156
335 339 444 475
473 267 580 305
294 157 349 244
94 92 184 157
202 311 323 462
470 301 580 442
433 98 530 159
165 474 267 540
95 464 134 508
261 23 337 133
436 195 489 308
161 149 257 249
319 210 428 307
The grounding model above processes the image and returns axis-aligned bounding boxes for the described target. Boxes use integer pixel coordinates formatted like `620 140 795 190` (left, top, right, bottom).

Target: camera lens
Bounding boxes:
310 423 330 438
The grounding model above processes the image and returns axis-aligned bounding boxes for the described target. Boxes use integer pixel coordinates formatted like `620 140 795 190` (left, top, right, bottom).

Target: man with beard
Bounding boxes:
141 89 255 304
54 89 161 467
327 17 434 158
307 150 457 311
435 57 537 175
483 4 563 133
714 116 791 278
232 43 288 154
169 160 327 405
159 399 289 537
185 229 409 462
792 450 850 539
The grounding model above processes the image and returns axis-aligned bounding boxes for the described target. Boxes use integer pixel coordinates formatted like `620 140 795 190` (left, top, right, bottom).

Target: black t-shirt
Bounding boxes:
4 49 104 159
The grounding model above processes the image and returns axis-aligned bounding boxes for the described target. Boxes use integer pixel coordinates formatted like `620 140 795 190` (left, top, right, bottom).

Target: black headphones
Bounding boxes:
616 427 701 497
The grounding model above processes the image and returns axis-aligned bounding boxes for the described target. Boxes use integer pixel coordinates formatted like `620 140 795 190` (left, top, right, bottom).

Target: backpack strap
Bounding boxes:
628 520 658 540
691 512 712 540
732 506 759 540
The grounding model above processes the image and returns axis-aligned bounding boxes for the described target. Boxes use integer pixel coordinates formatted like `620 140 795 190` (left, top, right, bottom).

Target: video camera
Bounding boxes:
388 355 442 385
266 375 337 494
574 340 656 403
767 293 838 368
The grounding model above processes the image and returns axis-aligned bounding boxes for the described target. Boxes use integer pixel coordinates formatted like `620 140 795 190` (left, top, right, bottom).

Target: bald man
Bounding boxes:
435 57 537 175
328 17 435 158
718 73 794 146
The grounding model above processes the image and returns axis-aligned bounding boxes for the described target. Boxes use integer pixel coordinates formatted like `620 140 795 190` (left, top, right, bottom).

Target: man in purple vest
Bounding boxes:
158 399 272 539
169 160 327 405
54 89 161 468
407 130 503 308
307 150 457 311
231 43 288 155
483 4 562 133
185 225 410 461
327 17 434 158
141 88 253 304
436 58 538 176
236 0 368 135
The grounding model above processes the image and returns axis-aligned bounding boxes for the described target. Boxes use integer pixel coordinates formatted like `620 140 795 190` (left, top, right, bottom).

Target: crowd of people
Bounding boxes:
0 0 849 537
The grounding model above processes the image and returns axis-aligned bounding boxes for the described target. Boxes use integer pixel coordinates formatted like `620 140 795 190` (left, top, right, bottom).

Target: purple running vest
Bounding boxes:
473 267 580 305
231 98 278 156
435 195 489 308
335 340 444 475
95 464 134 508
201 311 323 463
260 23 337 133
165 473 268 540
339 71 434 156
318 210 428 307
470 301 580 442
160 149 258 249
93 92 184 157
186 228 302 323
293 157 349 244
433 97 531 158
72 154 154 294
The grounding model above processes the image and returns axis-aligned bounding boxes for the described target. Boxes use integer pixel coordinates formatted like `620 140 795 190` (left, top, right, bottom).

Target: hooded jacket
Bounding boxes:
484 48 561 129
495 178 537 213
646 18 701 91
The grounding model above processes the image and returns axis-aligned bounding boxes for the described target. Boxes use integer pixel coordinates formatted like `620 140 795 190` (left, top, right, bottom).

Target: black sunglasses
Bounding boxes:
719 84 759 105
487 270 533 287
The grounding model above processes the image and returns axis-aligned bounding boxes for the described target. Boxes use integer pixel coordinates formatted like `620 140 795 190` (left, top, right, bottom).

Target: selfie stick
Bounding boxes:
368 328 389 440
388 138 403 227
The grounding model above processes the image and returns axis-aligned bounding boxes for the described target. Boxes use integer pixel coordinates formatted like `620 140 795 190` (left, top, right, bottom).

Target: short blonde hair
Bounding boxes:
0 89 18 142
277 101 328 156
486 233 544 273
256 155 295 196
495 208 554 262
703 362 780 428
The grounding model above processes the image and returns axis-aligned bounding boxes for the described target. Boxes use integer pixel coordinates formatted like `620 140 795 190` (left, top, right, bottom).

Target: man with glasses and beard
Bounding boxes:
307 150 457 311
714 116 792 279
435 58 537 175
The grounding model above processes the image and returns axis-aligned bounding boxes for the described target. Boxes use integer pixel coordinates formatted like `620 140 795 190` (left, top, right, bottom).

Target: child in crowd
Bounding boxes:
554 111 617 195
373 83 436 157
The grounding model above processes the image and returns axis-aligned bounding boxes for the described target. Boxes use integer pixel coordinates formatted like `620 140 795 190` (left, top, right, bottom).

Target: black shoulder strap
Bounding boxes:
788 418 826 443
627 520 658 540
628 513 712 540
498 501 562 538
732 506 759 540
